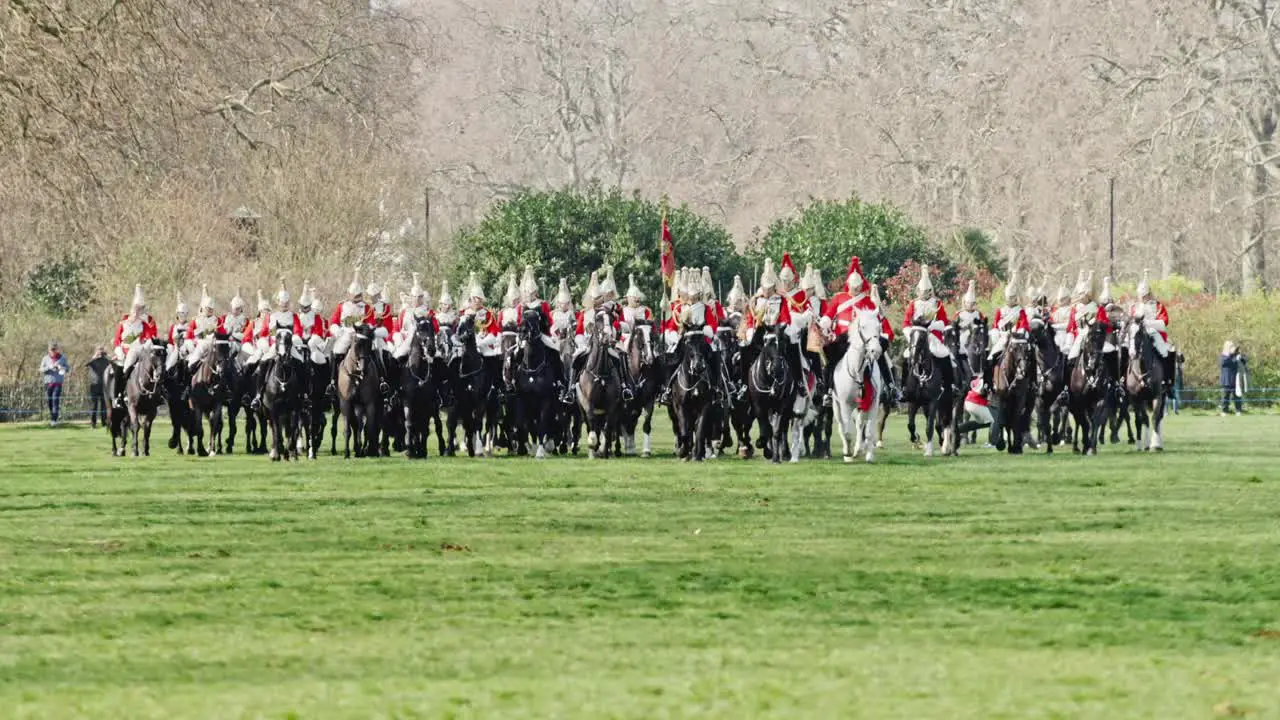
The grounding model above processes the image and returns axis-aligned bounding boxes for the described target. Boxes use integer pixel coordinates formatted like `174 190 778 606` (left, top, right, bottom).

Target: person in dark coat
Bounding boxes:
1219 341 1248 415
85 345 110 428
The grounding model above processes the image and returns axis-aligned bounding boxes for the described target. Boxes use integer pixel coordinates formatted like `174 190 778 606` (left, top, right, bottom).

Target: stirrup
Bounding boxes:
622 387 635 402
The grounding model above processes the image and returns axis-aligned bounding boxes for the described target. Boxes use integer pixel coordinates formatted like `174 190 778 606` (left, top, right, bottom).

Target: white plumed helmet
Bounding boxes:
276 278 290 306
199 284 215 311
726 275 746 307
555 277 573 307
439 280 455 309
175 291 189 316
625 273 645 302
132 284 147 310
347 269 363 298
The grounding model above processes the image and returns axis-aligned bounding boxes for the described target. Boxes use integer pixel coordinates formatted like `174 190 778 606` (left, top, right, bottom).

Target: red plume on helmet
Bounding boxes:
847 256 870 294
780 252 796 276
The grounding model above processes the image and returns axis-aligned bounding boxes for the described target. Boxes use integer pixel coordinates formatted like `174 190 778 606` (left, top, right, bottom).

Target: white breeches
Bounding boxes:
331 327 355 355
118 343 142 371
165 343 181 370
306 335 328 364
907 327 952 359
964 402 993 425
185 338 212 368
662 329 679 351
261 341 304 363
988 330 1009 359
1067 332 1118 361
1054 330 1072 353
478 334 503 358
1129 323 1170 357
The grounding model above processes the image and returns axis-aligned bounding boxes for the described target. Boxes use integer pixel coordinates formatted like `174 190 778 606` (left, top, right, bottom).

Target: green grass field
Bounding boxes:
2 413 1279 719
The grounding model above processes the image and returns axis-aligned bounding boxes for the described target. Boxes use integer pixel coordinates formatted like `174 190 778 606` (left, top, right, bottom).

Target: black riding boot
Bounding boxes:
564 354 585 403
790 343 808 397
877 354 896 406
327 352 343 401
614 353 634 402
251 362 268 410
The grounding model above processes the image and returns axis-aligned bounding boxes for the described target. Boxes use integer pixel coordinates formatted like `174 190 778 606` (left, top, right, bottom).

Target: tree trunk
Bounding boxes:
1243 109 1275 295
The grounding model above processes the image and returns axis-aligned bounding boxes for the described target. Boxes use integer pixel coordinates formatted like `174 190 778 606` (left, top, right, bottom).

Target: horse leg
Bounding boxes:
641 406 654 458
922 404 935 457
343 407 354 459
1150 398 1165 451
142 415 154 456
194 408 207 457
907 403 920 447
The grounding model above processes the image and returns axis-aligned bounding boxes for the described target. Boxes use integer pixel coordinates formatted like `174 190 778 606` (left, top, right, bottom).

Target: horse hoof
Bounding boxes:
843 455 853 464
875 441 884 449
642 450 652 458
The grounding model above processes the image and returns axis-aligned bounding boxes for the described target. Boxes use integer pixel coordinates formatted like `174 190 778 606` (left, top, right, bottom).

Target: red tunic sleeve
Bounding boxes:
242 322 256 345
141 317 158 341
293 313 304 336
1156 303 1169 326
936 304 950 325
1096 305 1110 329
1015 310 1030 332
329 306 343 327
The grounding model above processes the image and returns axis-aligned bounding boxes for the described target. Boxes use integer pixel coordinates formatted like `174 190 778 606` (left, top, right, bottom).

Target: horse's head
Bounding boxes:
591 310 615 348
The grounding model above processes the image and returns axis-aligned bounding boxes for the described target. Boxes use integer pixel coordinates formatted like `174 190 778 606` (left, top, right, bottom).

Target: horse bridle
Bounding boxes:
676 333 711 393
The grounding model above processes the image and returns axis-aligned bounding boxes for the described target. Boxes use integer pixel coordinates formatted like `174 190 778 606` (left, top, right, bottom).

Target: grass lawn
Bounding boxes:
1 413 1278 719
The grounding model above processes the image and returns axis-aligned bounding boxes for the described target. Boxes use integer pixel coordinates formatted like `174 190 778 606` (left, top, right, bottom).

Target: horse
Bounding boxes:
187 333 232 456
262 328 304 461
103 363 132 456
669 327 716 461
1100 321 1136 446
716 326 756 459
298 342 331 460
448 322 498 457
1066 318 1111 455
992 331 1036 454
577 309 622 459
747 324 800 464
900 322 955 457
1124 322 1168 451
950 318 989 449
401 315 442 458
1031 320 1067 454
164 349 193 455
832 308 885 463
337 324 383 458
514 307 560 459
226 353 261 455
618 321 661 457
554 323 582 455
125 339 167 457
496 329 524 455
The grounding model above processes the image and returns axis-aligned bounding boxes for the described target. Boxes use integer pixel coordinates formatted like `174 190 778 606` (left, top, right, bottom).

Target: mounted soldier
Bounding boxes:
393 273 439 361
1128 269 1175 392
550 277 577 337
436 280 458 330
110 284 159 406
725 275 748 334
367 280 395 359
902 264 957 394
986 270 1030 387
661 268 690 352
619 273 653 355
460 271 503 357
777 253 814 401
1067 272 1112 366
184 285 225 370
221 289 250 366
242 290 272 382
165 292 191 372
296 282 329 367
822 256 896 398
955 279 986 350
499 273 521 330
327 270 374 396
567 269 624 401
250 279 305 409
1050 276 1073 353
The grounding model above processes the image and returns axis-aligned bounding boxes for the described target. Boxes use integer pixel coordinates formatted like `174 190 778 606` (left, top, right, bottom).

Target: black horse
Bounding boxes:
1125 322 1169 452
1031 321 1067 454
263 328 304 461
448 323 498 457
716 326 756 459
901 322 955 457
747 324 799 464
401 315 442 458
618 321 662 457
670 329 716 461
164 342 194 455
1067 318 1111 455
949 318 989 449
125 340 167 457
513 307 560 459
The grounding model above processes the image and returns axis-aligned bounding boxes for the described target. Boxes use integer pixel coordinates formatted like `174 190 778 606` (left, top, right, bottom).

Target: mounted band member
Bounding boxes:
327 270 374 395
821 255 896 398
393 273 439 360
297 282 329 365
1066 272 1113 362
111 284 159 405
460 271 503 357
901 264 957 392
184 285 225 369
1050 275 1073 353
165 292 191 371
436 280 458 330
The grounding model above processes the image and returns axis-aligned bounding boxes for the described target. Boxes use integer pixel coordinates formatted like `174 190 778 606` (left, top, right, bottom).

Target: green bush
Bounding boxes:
25 257 90 318
747 195 957 293
449 183 749 304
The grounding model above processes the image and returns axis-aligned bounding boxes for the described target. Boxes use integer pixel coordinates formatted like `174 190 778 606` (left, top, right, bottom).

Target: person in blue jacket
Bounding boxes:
1219 341 1248 416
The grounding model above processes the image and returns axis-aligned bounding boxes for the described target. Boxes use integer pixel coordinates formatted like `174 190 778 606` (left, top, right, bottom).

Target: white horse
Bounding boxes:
832 308 885 463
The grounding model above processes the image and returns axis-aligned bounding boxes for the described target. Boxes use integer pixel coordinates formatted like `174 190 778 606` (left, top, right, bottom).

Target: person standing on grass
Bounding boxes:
1219 341 1248 416
85 346 110 428
40 342 70 427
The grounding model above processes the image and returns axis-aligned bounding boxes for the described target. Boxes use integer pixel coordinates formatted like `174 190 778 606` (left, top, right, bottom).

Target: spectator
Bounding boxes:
1219 341 1248 416
40 341 70 426
85 345 110 428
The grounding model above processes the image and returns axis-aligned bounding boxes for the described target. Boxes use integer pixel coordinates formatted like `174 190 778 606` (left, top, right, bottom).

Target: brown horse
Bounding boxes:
1124 324 1168 451
337 325 383 458
577 310 621 458
993 334 1035 454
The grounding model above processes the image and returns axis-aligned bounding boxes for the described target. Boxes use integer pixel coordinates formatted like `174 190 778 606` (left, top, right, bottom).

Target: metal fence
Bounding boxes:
1 380 1276 424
